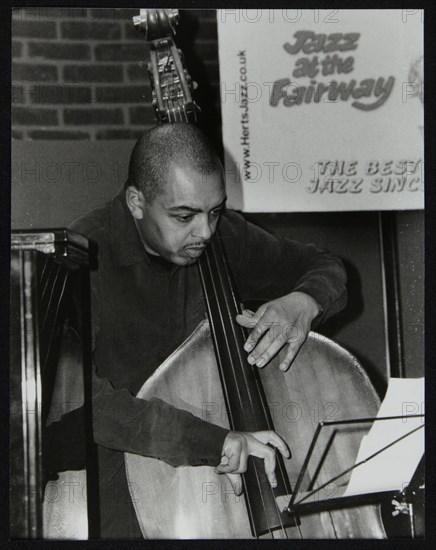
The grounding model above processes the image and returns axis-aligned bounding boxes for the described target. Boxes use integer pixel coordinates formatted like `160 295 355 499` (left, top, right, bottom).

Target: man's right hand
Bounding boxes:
215 431 290 496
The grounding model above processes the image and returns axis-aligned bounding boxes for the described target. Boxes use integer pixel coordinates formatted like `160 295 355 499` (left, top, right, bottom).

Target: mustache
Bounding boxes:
184 241 209 249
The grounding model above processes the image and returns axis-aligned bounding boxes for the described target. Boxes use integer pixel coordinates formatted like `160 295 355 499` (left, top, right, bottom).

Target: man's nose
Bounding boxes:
192 214 213 241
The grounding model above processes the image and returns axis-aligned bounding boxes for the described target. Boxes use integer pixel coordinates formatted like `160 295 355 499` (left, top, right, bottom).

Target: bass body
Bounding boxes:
124 318 386 539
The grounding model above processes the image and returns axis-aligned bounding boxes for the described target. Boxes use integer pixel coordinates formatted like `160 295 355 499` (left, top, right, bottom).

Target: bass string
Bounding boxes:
208 243 260 417
213 235 306 540
212 237 296 492
201 249 248 427
199 250 262 535
206 237 292 538
199 247 276 536
203 245 280 538
214 235 297 497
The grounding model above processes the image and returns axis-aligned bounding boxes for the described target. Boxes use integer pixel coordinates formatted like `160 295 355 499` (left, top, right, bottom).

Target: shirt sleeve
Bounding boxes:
219 210 347 325
90 362 229 467
69 266 229 469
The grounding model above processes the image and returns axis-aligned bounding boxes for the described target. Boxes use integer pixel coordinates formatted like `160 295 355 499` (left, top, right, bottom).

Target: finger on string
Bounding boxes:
262 448 278 489
226 473 243 496
236 303 266 330
246 329 277 367
279 340 304 373
215 443 241 474
238 447 249 474
251 331 288 368
256 431 291 459
218 455 229 467
215 462 232 474
235 312 257 329
243 312 269 353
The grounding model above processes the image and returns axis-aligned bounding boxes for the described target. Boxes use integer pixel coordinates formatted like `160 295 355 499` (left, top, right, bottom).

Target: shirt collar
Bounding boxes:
109 186 152 267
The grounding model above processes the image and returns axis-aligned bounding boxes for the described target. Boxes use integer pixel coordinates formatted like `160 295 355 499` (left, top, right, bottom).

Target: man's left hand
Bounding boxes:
235 291 321 372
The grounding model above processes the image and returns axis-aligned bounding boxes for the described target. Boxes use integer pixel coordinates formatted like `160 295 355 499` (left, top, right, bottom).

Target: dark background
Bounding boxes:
11 7 424 395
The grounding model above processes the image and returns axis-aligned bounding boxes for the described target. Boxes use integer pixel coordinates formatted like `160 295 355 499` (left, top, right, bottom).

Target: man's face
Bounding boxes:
129 161 226 266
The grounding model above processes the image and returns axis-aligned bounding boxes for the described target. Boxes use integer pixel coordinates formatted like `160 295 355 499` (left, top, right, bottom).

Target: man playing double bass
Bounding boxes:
70 122 347 538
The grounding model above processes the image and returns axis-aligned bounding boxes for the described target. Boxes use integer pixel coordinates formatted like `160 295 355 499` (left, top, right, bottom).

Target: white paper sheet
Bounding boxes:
343 377 424 496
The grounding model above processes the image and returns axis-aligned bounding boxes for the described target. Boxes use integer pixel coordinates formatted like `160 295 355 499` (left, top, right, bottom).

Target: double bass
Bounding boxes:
125 10 387 539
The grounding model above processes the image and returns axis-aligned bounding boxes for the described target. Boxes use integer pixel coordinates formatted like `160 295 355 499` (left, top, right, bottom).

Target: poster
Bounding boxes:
218 9 423 211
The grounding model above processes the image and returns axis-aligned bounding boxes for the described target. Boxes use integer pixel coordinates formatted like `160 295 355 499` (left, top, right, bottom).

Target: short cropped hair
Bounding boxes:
127 123 222 203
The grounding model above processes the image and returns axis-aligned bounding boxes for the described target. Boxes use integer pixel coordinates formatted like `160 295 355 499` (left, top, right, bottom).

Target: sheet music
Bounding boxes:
343 377 424 496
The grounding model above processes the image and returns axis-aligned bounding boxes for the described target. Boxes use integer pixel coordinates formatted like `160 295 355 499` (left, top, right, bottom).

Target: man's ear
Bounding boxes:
125 186 145 220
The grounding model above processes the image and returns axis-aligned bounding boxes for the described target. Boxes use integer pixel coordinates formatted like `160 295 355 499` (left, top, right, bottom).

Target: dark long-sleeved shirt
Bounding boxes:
69 188 347 468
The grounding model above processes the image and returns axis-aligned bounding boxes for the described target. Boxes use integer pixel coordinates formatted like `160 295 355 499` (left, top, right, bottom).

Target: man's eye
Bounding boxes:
176 215 193 222
211 207 224 217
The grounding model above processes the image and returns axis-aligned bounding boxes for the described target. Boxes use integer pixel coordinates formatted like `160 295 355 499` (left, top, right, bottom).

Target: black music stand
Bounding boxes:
280 414 425 536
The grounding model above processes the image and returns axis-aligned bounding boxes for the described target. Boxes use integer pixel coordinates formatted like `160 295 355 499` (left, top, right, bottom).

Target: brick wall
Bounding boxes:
11 8 222 144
